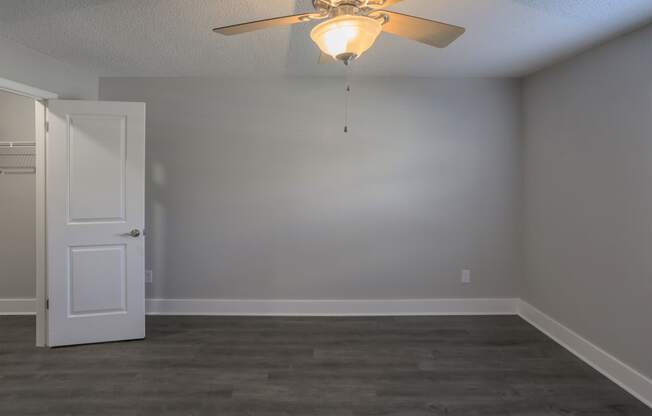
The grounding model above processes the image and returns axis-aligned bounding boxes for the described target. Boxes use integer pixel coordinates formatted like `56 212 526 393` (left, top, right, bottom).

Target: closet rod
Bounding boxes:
0 168 35 175
0 141 36 147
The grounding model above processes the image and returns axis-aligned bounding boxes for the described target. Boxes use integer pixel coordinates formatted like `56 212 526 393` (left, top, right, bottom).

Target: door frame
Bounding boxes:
0 76 58 347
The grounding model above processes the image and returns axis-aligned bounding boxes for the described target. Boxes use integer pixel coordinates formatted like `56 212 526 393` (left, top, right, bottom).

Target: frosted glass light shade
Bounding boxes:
310 15 382 61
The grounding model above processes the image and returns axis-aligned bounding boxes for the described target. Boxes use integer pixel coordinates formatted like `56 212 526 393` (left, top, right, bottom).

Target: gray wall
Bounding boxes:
0 35 97 99
0 90 35 299
100 77 521 300
523 25 652 378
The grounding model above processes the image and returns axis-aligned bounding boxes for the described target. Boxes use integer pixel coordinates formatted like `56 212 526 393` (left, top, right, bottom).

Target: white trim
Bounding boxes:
0 299 36 315
518 300 652 408
145 298 518 316
0 77 58 99
35 100 47 346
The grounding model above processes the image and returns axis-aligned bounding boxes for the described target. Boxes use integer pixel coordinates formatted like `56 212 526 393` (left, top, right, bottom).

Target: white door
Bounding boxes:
46 100 146 347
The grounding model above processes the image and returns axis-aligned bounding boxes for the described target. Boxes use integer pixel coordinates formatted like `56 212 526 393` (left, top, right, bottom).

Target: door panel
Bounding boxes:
47 100 145 347
68 115 127 222
69 245 126 316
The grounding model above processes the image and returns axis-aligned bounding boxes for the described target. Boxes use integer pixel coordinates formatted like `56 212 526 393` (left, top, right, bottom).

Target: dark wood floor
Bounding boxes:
1 316 650 416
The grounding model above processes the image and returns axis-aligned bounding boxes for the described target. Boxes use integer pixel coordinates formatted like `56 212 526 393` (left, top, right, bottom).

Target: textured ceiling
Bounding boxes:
0 0 651 78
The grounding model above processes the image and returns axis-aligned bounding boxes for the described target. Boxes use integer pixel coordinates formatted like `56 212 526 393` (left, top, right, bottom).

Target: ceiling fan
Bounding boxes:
213 0 465 65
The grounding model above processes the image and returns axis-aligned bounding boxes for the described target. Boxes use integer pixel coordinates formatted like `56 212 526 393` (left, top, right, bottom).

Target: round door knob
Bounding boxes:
129 229 141 238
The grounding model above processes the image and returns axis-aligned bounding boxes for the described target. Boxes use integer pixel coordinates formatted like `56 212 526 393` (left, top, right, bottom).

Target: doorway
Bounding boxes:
0 90 43 343
1 78 52 347
1 77 146 347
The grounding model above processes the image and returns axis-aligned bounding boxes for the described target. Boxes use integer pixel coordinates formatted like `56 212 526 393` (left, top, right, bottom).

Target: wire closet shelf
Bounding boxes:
0 141 36 174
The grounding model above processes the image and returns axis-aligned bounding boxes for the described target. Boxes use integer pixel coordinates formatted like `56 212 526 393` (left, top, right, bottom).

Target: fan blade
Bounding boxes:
367 0 405 9
318 51 336 64
378 11 465 48
213 13 316 36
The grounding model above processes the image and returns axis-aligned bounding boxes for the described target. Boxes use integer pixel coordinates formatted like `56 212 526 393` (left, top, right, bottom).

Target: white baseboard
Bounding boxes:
0 298 36 315
145 298 519 316
518 300 652 408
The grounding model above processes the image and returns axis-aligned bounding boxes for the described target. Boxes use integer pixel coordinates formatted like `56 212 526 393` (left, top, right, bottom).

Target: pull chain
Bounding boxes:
344 61 352 133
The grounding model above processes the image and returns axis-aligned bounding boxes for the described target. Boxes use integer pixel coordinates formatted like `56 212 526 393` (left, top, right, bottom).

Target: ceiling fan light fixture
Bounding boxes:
310 15 382 62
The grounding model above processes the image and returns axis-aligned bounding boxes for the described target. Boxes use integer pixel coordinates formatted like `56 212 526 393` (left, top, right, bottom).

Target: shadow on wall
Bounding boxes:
148 160 168 300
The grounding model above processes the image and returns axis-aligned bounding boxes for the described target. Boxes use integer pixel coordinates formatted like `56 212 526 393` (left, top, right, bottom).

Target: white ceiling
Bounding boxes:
0 0 651 78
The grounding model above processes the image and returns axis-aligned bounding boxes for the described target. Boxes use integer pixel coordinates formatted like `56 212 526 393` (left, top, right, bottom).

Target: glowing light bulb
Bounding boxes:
310 15 382 62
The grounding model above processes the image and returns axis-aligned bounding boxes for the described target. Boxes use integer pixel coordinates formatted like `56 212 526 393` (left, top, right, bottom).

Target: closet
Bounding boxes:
0 90 36 302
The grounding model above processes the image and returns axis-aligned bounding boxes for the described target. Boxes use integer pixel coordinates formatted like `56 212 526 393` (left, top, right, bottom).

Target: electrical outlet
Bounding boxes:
461 269 471 284
145 270 153 284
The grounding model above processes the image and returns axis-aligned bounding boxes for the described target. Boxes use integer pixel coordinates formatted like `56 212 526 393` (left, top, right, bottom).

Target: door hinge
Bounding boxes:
46 299 49 310
45 121 49 132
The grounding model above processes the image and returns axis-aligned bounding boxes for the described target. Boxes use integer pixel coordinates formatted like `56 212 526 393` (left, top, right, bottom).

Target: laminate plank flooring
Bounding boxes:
1 315 650 416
